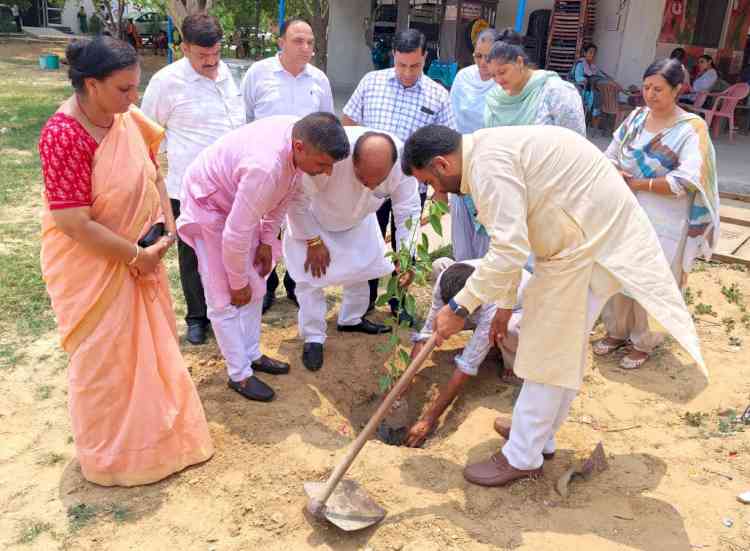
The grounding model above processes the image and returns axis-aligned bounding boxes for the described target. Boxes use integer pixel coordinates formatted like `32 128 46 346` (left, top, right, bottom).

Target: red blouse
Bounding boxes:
39 113 98 210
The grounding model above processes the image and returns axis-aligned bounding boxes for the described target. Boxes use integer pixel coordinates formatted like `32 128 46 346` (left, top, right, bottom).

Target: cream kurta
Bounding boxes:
453 126 706 390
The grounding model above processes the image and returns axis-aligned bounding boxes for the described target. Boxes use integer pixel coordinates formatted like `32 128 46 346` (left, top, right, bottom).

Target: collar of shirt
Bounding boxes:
460 134 475 195
271 53 312 79
182 58 231 84
387 68 423 92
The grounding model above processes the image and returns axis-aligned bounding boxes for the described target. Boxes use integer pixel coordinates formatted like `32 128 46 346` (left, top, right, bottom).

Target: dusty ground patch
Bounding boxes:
1 41 749 551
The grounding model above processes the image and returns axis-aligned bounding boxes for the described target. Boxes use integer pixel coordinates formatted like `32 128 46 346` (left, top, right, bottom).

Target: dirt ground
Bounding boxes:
1 40 750 551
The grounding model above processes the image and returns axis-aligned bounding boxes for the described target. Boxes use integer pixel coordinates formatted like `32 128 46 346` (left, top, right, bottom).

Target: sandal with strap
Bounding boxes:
619 351 650 370
592 338 627 356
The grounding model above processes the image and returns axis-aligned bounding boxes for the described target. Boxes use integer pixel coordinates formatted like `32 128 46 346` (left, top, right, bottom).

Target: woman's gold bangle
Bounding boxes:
127 244 141 266
648 178 654 192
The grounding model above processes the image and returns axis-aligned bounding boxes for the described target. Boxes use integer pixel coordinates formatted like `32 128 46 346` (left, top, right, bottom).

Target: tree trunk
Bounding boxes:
165 0 215 38
302 0 329 72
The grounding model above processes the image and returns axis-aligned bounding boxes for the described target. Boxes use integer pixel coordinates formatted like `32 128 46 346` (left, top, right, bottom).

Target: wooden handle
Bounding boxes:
316 334 438 506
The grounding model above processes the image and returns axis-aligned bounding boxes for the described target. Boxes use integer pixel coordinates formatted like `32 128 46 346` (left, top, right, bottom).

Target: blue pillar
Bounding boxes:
167 16 174 63
514 0 527 33
278 0 285 30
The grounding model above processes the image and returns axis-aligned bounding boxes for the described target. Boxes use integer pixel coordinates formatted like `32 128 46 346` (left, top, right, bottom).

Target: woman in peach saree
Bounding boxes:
39 37 213 486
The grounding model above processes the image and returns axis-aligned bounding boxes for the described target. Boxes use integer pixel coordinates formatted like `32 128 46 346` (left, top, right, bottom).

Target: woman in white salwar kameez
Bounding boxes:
594 58 719 370
448 28 497 261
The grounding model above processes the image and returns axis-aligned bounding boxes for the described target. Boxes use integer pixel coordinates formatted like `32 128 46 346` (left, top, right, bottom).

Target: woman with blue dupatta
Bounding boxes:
593 58 719 370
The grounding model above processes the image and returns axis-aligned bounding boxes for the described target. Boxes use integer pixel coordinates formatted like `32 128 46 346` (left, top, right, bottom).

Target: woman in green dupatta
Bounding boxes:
593 58 719 370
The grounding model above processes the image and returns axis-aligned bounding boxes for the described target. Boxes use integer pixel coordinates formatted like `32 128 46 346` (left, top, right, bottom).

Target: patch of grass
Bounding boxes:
683 287 694 305
694 303 717 317
722 316 736 334
35 384 54 400
16 519 53 544
721 283 744 306
67 503 98 532
38 452 65 466
683 411 708 427
104 503 131 523
0 344 25 370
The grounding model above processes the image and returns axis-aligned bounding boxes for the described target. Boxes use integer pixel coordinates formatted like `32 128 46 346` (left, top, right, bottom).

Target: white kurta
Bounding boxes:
283 126 421 288
453 126 706 391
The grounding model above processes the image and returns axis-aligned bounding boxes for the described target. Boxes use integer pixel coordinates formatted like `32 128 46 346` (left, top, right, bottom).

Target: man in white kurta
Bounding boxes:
283 127 421 371
402 124 706 486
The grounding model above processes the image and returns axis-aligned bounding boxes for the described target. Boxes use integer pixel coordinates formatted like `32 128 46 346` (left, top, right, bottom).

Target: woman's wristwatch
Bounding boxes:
448 298 470 319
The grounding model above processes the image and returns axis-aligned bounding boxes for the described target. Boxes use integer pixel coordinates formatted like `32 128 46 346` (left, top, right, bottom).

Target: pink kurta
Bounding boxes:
178 116 302 308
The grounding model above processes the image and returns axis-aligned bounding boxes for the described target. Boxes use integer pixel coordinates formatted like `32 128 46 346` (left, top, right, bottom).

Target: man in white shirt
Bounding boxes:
283 127 421 371
141 14 245 345
342 29 456 325
241 18 335 314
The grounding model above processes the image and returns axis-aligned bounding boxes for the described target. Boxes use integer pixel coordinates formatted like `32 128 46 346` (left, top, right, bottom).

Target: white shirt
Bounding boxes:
241 54 334 121
286 126 421 247
140 58 245 199
11 5 19 16
415 260 530 376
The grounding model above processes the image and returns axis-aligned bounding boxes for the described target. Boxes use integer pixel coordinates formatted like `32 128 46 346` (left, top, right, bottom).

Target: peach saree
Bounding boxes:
41 107 213 487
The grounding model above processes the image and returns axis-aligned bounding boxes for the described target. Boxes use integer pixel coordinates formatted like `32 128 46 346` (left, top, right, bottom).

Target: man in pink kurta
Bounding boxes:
178 113 350 401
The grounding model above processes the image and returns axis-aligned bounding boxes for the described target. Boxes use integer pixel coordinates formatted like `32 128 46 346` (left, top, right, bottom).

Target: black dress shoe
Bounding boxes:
227 375 275 402
262 292 275 314
337 318 392 335
252 355 290 375
302 343 324 371
186 323 208 345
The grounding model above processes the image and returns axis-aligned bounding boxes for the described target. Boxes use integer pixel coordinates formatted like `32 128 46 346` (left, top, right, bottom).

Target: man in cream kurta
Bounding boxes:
283 127 421 371
402 124 705 486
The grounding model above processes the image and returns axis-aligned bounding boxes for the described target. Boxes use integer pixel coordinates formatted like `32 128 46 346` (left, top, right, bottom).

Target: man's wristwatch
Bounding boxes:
448 298 470 319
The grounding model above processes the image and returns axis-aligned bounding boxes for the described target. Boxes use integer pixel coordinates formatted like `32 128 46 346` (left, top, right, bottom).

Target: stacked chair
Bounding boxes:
545 0 597 77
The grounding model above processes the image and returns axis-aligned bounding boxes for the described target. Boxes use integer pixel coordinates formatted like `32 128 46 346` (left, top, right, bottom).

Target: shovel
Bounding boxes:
305 334 438 531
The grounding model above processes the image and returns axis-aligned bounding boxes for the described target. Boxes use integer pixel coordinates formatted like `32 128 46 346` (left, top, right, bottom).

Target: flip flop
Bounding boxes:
592 338 628 356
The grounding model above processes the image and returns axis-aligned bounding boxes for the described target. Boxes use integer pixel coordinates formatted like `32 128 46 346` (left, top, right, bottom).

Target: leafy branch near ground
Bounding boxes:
721 283 744 306
694 303 717 317
376 200 449 392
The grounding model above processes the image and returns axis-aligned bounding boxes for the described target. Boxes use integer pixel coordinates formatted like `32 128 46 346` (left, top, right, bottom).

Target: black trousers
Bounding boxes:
368 192 428 307
266 265 296 298
170 199 209 327
15 16 22 33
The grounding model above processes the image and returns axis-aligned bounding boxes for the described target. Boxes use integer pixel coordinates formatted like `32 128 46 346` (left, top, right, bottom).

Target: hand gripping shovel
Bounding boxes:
305 334 438 531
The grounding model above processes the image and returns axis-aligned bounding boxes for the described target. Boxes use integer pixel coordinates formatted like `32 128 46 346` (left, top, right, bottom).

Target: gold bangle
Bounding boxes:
648 178 653 192
307 237 323 247
127 244 140 266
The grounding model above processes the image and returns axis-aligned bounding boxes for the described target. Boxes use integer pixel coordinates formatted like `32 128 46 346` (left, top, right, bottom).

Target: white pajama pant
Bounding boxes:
502 289 607 470
193 238 262 383
296 280 371 344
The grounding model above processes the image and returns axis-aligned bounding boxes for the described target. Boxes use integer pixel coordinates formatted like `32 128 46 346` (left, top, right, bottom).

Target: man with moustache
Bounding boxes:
142 14 245 346
342 29 455 324
241 18 335 314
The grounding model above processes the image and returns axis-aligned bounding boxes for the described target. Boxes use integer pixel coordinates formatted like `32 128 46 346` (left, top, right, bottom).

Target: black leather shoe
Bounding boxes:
227 375 275 402
252 355 290 375
302 343 324 371
337 318 392 335
186 323 208 345
366 301 376 315
262 292 275 314
396 310 415 328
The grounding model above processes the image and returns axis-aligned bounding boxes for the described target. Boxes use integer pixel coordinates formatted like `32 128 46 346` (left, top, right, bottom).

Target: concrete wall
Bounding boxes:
326 0 374 91
495 0 553 33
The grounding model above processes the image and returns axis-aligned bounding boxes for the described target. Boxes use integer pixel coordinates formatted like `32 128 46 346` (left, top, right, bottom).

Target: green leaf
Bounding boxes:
378 375 392 393
387 275 398 297
404 294 417 317
435 200 450 215
375 343 391 354
429 213 442 237
421 233 429 251
388 333 400 347
398 348 411 367
404 217 412 231
375 293 390 307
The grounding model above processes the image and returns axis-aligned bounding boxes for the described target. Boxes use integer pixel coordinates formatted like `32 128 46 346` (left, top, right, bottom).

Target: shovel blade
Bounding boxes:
304 479 386 531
